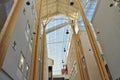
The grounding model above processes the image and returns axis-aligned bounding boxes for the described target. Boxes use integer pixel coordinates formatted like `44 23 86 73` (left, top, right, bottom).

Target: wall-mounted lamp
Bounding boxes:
26 1 30 6
110 0 120 8
70 0 74 6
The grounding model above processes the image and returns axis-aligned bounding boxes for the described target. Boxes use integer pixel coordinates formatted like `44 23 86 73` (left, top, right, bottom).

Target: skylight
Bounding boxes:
46 15 71 75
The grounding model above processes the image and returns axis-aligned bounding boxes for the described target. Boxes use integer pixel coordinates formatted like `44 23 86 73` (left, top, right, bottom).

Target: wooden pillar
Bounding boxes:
30 19 42 80
29 0 43 80
40 25 47 80
76 0 109 80
0 0 23 70
70 23 89 80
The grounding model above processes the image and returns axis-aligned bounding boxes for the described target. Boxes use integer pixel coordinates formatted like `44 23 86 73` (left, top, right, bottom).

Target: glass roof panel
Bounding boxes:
46 15 69 29
46 15 71 75
78 1 96 29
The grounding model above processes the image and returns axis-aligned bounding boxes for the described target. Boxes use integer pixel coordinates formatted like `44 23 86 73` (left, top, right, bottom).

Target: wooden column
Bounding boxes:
0 0 23 70
70 23 89 80
76 0 109 80
30 21 40 80
29 0 43 80
40 25 46 80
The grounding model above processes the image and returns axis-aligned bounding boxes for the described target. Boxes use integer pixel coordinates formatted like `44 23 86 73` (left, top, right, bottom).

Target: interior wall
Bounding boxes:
0 0 37 79
92 0 120 79
79 30 100 80
66 36 82 80
0 70 12 80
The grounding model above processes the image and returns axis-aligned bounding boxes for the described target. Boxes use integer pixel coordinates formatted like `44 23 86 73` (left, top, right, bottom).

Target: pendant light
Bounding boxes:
64 48 66 52
66 29 69 34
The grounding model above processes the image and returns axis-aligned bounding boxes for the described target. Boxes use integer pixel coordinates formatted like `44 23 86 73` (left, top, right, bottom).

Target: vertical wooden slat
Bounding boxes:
0 0 24 70
76 0 109 80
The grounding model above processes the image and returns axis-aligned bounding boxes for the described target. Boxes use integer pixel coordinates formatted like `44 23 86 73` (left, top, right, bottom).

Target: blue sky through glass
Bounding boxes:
46 15 71 75
79 1 96 28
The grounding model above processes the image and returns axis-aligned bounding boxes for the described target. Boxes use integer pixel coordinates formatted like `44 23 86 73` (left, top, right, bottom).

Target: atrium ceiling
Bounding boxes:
40 0 96 75
41 0 80 20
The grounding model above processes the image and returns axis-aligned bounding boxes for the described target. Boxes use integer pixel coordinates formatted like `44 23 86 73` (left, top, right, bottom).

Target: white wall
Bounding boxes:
80 30 101 80
0 70 12 80
92 0 120 79
0 0 37 80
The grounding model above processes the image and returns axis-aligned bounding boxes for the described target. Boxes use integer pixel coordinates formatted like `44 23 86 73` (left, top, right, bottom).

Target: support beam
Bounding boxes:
76 0 109 80
40 25 46 80
46 21 70 34
46 19 83 34
0 0 23 70
29 0 43 80
30 20 40 80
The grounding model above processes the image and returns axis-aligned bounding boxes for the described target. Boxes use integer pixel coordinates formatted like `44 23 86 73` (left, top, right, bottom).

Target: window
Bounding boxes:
30 37 33 46
18 52 25 72
25 21 30 41
26 23 30 35
82 56 86 65
25 64 29 79
74 61 78 74
29 36 33 51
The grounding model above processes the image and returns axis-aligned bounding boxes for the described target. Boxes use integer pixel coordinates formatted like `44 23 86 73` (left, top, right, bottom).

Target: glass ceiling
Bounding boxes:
46 15 71 75
79 1 96 29
46 0 96 75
